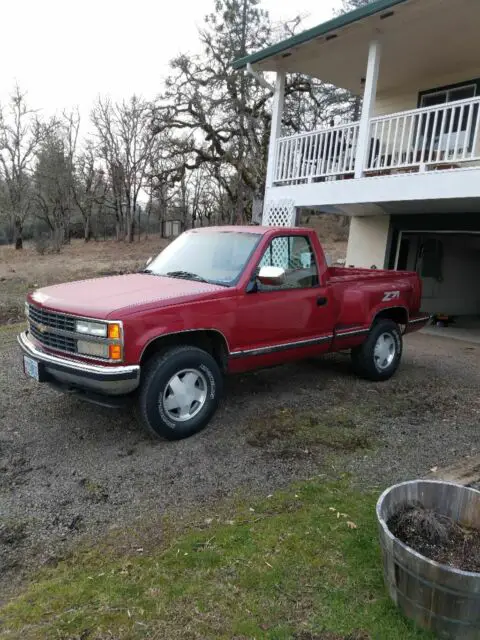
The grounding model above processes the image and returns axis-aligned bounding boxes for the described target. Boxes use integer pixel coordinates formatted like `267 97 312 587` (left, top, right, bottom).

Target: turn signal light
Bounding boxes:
109 344 122 360
108 323 121 340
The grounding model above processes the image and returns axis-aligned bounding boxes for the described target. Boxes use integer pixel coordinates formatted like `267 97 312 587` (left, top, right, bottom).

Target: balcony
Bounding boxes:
275 96 480 184
271 97 480 215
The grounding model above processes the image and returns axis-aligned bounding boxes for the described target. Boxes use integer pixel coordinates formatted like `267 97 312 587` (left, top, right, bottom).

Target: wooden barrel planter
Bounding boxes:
376 480 480 639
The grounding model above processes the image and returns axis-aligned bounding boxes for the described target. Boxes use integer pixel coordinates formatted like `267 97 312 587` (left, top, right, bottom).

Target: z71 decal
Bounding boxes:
382 291 400 302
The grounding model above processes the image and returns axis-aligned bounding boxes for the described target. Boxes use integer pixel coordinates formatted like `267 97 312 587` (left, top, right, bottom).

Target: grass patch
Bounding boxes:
0 480 432 640
247 408 373 458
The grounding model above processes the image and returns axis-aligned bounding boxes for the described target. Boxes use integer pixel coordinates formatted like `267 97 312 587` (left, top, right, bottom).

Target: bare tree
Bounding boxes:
33 111 80 250
152 0 274 222
152 0 356 225
72 140 108 241
0 86 51 248
91 96 156 242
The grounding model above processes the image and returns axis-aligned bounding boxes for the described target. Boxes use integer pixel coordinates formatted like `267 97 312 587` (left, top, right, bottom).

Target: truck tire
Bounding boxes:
137 346 223 440
351 319 402 382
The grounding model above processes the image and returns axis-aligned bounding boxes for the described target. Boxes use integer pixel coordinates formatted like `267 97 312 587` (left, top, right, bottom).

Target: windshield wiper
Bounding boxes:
163 270 209 283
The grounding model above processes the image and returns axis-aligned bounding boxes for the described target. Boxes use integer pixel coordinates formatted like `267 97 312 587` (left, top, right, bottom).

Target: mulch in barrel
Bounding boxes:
388 502 480 572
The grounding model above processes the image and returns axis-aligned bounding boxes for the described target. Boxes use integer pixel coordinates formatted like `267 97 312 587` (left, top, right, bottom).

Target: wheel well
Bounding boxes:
140 330 229 372
374 307 408 327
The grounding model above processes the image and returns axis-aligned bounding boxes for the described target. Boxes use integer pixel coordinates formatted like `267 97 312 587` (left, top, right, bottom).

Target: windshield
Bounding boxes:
146 230 261 286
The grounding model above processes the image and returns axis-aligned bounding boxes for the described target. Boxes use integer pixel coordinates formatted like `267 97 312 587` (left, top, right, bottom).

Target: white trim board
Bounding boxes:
269 166 480 212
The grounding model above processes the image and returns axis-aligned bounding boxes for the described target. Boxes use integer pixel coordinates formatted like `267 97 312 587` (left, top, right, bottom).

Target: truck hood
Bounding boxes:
29 274 229 319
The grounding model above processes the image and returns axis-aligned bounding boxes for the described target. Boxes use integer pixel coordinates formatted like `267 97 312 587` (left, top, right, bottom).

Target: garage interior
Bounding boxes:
388 214 480 343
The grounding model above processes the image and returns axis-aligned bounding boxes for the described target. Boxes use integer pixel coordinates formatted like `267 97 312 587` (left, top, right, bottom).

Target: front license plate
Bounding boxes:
24 355 39 381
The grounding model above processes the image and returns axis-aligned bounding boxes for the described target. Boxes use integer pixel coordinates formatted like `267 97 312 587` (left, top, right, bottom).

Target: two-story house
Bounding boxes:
234 0 480 321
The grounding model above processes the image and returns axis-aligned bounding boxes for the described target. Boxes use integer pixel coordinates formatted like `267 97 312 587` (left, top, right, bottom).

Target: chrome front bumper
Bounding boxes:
18 331 140 396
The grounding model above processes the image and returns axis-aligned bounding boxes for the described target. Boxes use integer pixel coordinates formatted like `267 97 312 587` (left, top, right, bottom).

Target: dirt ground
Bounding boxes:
388 503 480 572
1 325 479 600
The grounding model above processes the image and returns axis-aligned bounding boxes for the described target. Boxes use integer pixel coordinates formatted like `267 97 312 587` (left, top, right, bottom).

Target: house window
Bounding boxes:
420 84 476 109
418 81 479 154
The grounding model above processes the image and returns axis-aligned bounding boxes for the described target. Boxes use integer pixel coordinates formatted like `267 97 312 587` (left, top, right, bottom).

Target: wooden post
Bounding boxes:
355 41 381 179
265 72 286 189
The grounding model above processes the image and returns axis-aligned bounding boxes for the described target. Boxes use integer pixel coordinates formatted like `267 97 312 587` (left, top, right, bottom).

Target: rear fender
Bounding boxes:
370 305 409 329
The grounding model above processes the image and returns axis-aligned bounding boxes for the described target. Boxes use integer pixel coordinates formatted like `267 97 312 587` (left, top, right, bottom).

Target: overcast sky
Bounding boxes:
0 0 339 124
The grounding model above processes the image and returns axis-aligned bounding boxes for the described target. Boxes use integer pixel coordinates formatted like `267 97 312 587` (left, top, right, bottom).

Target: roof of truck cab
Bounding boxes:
186 226 306 235
186 226 262 234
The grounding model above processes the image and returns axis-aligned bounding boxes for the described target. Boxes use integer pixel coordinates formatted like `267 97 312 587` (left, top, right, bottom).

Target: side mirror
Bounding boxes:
145 256 153 267
257 265 286 286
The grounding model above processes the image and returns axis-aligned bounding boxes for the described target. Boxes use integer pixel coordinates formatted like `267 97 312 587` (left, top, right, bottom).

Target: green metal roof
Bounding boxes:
232 0 410 70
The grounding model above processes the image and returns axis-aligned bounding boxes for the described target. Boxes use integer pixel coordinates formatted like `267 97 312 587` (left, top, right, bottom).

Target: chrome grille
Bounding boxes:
28 303 77 354
28 304 76 333
29 323 77 354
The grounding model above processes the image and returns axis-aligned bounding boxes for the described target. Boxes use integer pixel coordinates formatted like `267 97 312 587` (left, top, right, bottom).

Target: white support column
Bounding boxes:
265 71 286 189
346 215 391 269
354 41 381 179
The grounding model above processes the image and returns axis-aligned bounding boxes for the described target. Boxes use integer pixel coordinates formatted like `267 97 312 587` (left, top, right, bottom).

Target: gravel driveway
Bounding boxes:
1 327 479 597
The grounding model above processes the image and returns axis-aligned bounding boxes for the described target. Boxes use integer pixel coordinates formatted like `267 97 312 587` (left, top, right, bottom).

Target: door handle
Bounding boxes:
317 296 328 306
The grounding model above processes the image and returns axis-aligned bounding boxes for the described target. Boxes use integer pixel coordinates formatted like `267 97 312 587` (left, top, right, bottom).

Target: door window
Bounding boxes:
257 235 319 290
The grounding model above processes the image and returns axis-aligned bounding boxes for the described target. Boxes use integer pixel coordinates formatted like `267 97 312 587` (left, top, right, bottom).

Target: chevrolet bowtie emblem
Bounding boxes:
37 324 47 333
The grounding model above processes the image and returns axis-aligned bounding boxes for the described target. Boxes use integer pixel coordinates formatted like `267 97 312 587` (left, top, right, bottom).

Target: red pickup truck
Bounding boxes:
18 226 430 440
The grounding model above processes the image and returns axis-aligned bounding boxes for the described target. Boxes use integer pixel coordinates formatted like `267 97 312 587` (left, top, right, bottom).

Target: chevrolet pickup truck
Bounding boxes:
18 226 430 440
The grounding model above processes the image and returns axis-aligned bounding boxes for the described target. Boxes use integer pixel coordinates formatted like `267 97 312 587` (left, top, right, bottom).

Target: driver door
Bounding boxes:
231 234 334 369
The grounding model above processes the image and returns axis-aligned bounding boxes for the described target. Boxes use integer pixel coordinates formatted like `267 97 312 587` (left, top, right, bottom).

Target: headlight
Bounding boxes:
75 320 107 337
77 340 110 358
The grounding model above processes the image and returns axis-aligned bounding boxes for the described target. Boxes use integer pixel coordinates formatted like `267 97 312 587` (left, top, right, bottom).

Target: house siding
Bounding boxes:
374 65 480 117
374 92 416 117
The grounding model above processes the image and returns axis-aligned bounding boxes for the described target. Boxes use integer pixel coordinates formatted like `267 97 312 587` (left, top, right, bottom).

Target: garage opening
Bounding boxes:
393 230 480 340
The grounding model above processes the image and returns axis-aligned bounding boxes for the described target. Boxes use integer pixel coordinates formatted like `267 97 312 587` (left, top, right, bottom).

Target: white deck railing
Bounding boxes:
367 96 480 172
273 97 480 185
274 122 359 184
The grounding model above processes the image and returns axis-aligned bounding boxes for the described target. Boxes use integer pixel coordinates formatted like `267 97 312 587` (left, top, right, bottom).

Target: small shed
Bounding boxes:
162 220 182 239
